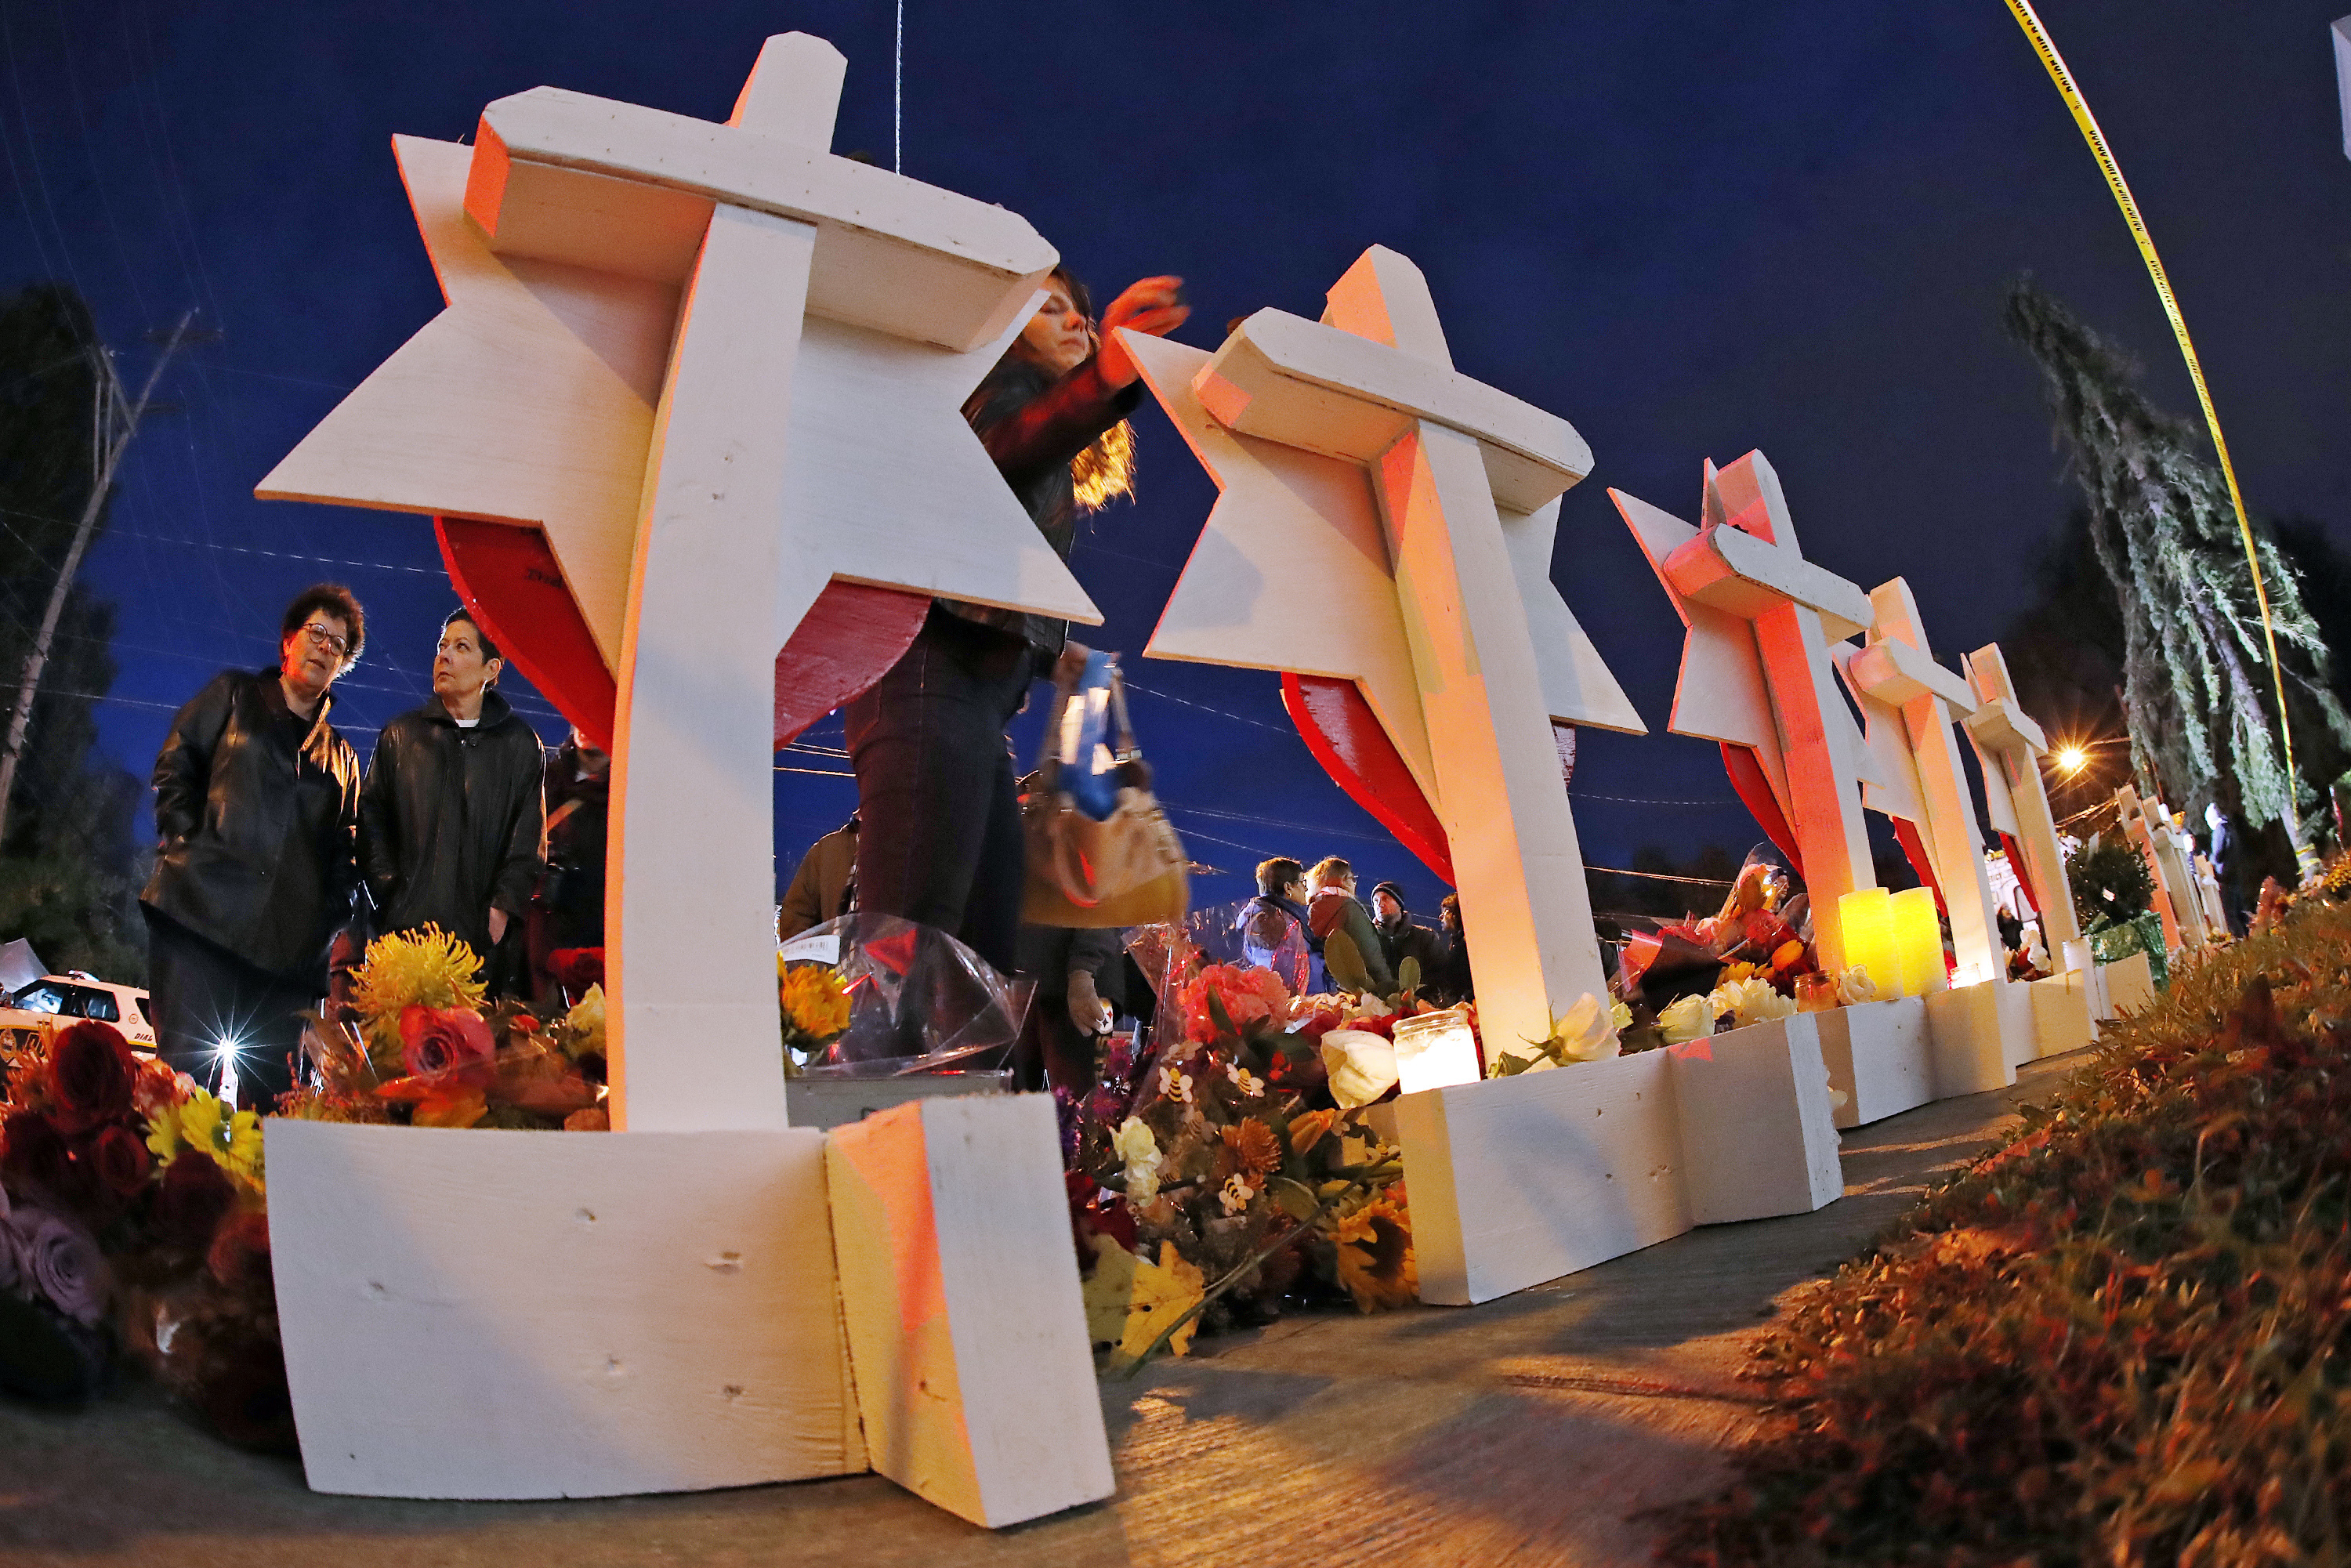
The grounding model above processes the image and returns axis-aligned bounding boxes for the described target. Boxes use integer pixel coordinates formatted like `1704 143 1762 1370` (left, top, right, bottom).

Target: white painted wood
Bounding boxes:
1129 247 1627 1048
1672 1016 1843 1224
2028 972 2096 1058
608 202 811 1133
257 136 672 667
1394 1050 1691 1306
1502 499 1648 736
1615 488 1791 807
1813 994 1934 1129
1964 643 2082 953
1924 979 2036 1096
267 1120 863 1500
466 63 1054 351
2116 785 2199 950
1126 331 1439 803
785 314 1097 627
1857 580 2006 989
1194 306 1590 513
1618 456 1880 973
824 1096 1113 1528
2099 951 2157 1019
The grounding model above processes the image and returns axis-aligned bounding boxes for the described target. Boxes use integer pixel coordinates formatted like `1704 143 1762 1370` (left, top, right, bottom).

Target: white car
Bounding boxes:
0 972 158 1054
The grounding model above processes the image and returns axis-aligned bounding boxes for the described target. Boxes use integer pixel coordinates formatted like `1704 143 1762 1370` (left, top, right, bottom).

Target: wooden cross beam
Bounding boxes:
1962 642 2085 955
1614 454 1880 972
1125 246 1642 1051
1843 578 2007 987
259 34 1099 1130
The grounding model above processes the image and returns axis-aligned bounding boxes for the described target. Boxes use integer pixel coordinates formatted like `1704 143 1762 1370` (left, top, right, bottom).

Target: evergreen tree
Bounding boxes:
2005 278 2351 842
0 284 149 981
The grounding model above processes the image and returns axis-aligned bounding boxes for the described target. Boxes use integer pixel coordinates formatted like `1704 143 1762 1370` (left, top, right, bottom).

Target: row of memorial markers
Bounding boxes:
236 30 2208 1536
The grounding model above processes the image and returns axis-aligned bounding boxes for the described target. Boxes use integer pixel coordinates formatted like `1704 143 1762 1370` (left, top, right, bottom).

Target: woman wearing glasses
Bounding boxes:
140 584 367 1108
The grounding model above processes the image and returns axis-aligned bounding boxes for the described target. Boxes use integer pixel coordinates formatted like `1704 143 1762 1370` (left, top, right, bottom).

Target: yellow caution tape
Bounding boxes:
2005 0 2301 802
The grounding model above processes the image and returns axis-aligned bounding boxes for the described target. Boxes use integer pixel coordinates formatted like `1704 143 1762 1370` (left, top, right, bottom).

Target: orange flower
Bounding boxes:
1334 1188 1417 1312
1288 1108 1339 1157
1221 1119 1281 1181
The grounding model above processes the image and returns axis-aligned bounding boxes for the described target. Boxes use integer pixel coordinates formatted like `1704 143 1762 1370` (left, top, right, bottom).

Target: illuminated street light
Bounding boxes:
2056 745 2089 775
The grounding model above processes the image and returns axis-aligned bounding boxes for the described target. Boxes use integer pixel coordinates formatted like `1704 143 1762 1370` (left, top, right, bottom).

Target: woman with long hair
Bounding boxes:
844 267 1187 976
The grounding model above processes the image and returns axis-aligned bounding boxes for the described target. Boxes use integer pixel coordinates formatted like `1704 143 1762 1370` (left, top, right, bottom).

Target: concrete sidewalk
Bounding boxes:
0 1053 2078 1568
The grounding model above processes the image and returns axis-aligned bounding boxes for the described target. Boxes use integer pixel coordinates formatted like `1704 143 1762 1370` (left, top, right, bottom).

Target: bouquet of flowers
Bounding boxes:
777 954 852 1074
0 1018 285 1447
1072 959 1416 1372
286 925 607 1132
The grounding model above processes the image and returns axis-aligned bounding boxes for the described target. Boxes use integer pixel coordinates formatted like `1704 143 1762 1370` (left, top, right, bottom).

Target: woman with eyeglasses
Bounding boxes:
139 584 367 1109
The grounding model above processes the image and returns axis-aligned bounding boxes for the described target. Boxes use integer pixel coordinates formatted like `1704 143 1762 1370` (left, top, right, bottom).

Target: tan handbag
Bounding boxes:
1021 658 1190 928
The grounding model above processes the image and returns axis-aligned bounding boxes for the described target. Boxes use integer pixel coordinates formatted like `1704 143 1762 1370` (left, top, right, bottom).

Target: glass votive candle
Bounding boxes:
1795 972 1838 1012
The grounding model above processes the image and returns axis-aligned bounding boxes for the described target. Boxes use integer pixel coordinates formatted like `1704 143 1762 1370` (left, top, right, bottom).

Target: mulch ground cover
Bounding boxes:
1657 903 2351 1566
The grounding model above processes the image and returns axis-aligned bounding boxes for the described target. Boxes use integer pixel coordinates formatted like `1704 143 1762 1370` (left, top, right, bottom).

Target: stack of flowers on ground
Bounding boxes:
0 1019 282 1447
287 925 607 1130
1657 899 2351 1566
1073 961 1415 1368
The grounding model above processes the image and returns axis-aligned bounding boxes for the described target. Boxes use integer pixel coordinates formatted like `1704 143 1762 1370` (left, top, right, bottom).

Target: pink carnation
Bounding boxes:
1178 964 1291 1045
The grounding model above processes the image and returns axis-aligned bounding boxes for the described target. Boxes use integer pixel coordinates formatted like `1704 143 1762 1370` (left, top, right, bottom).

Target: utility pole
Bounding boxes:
0 311 203 847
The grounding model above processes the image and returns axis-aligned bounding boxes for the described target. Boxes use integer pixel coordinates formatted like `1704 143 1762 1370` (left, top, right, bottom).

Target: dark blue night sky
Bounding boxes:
7 1 2350 921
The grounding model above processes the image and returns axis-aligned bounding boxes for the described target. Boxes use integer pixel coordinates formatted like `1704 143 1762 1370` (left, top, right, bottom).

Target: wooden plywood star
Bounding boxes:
1962 642 2084 954
1612 455 1883 972
259 34 1099 1132
1844 578 2006 986
1124 246 1642 1052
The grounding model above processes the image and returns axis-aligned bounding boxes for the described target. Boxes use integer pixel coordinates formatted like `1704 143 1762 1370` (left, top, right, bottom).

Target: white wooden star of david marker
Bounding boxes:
259 33 1102 1131
1121 246 1643 1052
1612 455 1881 972
1843 578 2009 987
1961 643 2085 956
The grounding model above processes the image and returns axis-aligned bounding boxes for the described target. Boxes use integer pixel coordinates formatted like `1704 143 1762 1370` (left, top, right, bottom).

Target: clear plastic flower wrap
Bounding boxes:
779 912 1029 1079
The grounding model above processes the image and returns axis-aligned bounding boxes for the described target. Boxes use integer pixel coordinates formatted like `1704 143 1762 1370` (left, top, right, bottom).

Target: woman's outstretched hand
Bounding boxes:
1095 276 1190 387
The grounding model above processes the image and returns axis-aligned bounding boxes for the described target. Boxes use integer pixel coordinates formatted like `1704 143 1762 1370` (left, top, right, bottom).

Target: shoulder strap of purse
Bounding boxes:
1105 658 1141 761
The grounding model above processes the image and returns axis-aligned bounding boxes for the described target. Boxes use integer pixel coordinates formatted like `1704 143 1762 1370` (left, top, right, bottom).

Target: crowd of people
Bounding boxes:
139 589 609 1108
138 262 1197 1110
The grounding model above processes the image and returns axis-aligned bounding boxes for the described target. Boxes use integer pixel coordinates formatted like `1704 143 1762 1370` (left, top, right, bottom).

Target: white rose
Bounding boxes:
1550 991 1621 1063
1320 1029 1399 1109
1835 965 1878 1007
1657 994 1715 1045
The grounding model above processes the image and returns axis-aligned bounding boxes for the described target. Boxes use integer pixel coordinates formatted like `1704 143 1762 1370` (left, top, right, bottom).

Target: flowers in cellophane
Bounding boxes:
286 930 604 1132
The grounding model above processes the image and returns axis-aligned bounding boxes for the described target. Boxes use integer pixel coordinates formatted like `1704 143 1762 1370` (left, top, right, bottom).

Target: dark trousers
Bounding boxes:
142 907 313 1111
846 609 1035 977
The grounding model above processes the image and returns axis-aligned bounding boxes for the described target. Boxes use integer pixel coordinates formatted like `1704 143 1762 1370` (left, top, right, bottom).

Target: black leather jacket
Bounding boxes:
940 351 1141 653
142 669 362 983
359 690 545 959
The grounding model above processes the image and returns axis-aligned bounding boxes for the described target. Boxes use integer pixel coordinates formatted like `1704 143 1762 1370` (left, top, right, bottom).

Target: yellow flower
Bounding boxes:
562 984 607 1059
1118 1243 1205 1361
1081 1233 1141 1346
1334 1190 1418 1312
349 925 486 1063
1657 994 1715 1046
147 1088 264 1182
778 965 851 1043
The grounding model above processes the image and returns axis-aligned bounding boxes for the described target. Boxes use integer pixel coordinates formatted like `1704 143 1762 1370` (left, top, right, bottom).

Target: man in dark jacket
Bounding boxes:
1369 879 1443 987
1236 856 1321 996
359 610 545 985
1306 856 1396 997
143 584 367 1107
777 817 857 942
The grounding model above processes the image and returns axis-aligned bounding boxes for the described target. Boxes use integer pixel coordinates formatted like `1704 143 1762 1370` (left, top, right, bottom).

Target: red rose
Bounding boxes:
0 1110 74 1194
207 1208 273 1295
398 1005 495 1078
153 1150 237 1252
81 1124 151 1199
548 947 603 994
48 1020 136 1133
